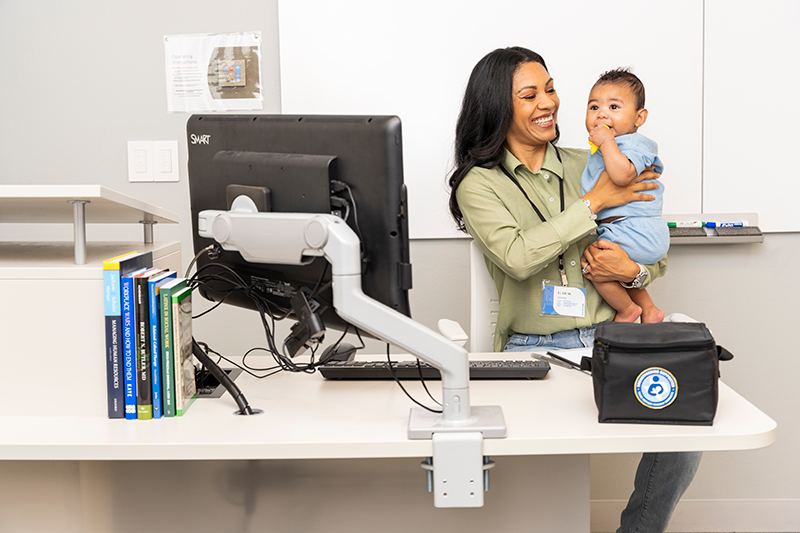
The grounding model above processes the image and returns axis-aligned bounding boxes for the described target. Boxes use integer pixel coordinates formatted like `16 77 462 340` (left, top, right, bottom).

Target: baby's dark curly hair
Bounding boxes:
593 67 646 110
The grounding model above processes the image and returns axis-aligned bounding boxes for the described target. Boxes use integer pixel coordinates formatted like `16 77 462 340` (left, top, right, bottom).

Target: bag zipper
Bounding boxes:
596 336 714 351
596 340 715 362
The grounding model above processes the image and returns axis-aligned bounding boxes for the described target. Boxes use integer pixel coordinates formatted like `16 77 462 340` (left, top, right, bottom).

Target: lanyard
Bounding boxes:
499 159 569 287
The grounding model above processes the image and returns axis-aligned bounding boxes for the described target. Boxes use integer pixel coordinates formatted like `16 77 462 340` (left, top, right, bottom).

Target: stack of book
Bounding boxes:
103 251 196 419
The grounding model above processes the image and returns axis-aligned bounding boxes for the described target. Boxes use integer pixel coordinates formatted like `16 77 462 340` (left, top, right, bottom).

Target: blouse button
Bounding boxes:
570 261 576 266
544 174 550 180
549 197 555 202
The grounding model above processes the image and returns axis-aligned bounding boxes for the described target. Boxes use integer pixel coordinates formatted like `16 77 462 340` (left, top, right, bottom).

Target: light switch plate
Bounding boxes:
128 141 153 182
153 140 179 182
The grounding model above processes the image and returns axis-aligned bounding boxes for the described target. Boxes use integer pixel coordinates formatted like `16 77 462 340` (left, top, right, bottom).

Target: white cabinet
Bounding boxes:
0 186 181 416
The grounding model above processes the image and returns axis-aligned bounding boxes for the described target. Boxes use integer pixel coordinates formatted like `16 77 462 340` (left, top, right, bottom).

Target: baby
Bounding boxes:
581 68 669 323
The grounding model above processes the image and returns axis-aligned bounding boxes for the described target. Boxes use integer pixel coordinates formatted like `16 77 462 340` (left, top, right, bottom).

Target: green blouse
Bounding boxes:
456 143 666 351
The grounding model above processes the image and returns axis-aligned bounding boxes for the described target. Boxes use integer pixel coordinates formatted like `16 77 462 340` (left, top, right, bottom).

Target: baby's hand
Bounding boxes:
588 123 615 148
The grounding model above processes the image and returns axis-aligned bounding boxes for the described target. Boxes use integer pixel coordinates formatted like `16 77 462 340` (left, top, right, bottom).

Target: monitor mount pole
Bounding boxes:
198 198 506 507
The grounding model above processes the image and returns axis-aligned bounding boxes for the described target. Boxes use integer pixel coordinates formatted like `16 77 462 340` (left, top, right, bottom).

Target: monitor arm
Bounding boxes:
198 199 506 507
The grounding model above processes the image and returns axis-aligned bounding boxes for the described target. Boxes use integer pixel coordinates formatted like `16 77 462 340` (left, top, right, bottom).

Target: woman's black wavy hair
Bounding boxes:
447 46 560 232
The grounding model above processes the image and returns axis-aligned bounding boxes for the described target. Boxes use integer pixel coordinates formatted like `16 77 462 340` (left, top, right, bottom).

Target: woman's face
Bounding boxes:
506 61 560 149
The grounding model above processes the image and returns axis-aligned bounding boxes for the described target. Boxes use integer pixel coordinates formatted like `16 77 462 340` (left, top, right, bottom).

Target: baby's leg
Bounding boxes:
628 288 664 323
594 279 642 323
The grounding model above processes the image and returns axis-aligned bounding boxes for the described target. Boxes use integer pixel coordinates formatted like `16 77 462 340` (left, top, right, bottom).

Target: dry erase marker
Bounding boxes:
704 221 748 228
667 221 703 228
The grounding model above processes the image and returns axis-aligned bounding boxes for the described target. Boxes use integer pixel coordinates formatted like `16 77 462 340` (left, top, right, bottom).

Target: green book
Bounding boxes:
159 278 188 417
171 286 196 416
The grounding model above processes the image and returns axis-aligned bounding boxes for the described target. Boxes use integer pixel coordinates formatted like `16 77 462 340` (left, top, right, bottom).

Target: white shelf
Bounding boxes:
0 185 178 224
0 185 180 264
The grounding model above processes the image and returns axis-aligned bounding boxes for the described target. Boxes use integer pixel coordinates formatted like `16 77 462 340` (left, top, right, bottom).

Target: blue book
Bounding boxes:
134 268 166 420
147 270 177 419
121 266 151 419
103 251 152 419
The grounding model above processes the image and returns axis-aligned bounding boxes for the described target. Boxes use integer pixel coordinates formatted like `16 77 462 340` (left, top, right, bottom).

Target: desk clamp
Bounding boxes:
421 439 496 504
410 406 505 508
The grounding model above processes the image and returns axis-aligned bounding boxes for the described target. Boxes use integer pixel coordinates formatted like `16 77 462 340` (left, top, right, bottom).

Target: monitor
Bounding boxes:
186 114 412 348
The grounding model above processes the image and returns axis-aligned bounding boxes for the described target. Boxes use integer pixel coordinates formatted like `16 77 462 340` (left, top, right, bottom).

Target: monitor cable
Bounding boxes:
192 338 260 415
385 344 442 414
189 261 333 374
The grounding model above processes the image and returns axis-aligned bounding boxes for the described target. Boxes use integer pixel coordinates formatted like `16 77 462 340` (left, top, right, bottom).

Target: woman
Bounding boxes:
448 46 700 533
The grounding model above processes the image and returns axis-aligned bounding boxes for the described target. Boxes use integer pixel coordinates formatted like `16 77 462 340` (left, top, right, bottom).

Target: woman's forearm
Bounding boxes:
582 169 658 213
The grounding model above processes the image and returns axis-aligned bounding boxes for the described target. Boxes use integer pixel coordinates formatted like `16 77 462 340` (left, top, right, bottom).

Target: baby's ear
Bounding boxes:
635 108 648 127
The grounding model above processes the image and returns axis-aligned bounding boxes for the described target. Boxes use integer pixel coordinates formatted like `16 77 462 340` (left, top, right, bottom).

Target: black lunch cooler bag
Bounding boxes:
584 321 734 425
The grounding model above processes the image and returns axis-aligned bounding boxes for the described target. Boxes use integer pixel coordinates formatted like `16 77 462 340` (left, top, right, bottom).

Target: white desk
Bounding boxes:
0 354 775 460
0 354 775 532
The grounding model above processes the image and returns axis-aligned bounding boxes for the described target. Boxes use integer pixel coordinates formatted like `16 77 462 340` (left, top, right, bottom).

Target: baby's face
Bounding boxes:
585 82 644 136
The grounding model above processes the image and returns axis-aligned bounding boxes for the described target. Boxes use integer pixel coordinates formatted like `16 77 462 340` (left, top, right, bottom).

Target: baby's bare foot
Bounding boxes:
614 304 643 323
641 307 665 323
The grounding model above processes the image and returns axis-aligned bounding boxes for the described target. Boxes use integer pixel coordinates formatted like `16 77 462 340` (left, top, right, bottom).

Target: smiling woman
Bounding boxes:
449 47 660 347
447 46 700 533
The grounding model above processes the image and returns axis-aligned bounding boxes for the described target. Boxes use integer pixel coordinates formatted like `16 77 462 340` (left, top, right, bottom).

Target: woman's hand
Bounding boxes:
581 240 640 283
582 166 660 213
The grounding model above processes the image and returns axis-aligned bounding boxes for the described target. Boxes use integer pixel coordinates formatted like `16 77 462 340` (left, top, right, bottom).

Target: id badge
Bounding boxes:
541 280 586 318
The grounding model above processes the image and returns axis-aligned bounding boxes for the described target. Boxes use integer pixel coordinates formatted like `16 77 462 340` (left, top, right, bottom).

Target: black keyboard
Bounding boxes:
318 359 550 380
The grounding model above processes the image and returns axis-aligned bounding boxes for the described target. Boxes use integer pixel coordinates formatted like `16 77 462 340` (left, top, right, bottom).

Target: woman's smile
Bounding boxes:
533 113 555 127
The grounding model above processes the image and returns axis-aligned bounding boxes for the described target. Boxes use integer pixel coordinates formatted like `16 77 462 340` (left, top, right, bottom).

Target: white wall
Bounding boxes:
280 0 704 238
703 0 800 232
0 0 281 249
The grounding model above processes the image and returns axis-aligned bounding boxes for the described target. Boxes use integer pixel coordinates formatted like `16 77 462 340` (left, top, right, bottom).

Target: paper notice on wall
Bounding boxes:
164 32 263 113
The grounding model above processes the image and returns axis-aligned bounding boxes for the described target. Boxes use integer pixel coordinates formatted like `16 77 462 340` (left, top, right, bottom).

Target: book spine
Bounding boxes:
121 275 138 419
173 289 196 416
172 291 184 416
160 286 176 417
149 282 163 419
103 269 124 418
135 277 153 419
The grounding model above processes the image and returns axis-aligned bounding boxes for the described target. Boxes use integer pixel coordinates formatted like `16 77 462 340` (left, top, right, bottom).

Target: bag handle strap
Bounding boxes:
717 345 734 361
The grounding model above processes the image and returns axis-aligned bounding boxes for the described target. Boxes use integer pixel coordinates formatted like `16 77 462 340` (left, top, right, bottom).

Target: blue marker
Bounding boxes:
704 221 748 228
